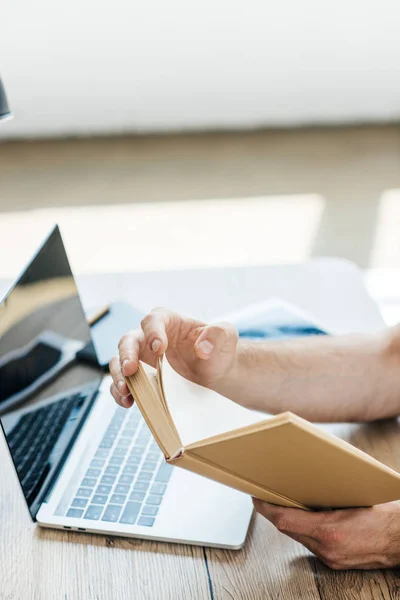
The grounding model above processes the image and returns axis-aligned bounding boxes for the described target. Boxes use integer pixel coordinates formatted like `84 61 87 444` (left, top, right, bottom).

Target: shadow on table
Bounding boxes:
304 555 400 597
35 524 217 559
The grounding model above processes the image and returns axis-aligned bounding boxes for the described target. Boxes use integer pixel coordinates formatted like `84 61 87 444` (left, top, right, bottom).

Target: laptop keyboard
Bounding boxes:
65 404 173 527
7 392 87 505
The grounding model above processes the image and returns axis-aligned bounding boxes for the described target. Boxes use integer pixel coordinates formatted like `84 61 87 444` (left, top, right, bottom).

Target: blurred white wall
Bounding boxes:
1 0 400 139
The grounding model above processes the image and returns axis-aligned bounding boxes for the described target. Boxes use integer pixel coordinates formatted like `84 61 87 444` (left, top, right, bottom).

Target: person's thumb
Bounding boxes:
194 322 238 360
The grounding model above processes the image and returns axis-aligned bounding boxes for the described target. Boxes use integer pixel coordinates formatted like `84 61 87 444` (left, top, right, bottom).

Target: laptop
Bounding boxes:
0 226 253 548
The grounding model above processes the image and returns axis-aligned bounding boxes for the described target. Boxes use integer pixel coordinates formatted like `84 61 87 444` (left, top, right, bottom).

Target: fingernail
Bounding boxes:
122 359 129 374
117 381 126 394
151 339 161 353
198 340 214 355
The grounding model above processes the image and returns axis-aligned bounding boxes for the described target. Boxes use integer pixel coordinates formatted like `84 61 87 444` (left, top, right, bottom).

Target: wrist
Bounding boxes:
380 501 400 567
210 340 242 394
211 341 259 409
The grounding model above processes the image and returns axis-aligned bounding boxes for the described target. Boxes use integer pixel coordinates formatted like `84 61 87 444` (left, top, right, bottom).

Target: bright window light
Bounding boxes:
0 194 325 278
370 189 400 269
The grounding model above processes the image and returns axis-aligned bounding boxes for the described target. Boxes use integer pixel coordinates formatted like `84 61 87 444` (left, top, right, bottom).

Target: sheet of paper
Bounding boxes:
161 357 267 447
214 297 336 338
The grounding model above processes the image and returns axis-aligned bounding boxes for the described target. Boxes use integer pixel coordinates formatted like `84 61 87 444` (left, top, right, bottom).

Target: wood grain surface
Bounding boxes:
1 269 400 600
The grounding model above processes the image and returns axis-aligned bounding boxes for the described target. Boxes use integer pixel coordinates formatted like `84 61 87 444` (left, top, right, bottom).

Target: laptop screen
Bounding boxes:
0 226 103 518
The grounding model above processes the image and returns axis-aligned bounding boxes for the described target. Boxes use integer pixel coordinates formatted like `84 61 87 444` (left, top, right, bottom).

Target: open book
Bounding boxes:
126 357 400 510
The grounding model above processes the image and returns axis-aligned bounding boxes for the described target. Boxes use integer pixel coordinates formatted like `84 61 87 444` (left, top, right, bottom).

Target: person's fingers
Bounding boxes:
110 382 134 409
194 321 238 360
140 307 177 356
109 355 131 397
252 499 327 538
118 329 143 377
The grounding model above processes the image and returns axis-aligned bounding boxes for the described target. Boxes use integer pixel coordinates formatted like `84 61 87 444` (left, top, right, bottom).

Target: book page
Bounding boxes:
161 357 268 446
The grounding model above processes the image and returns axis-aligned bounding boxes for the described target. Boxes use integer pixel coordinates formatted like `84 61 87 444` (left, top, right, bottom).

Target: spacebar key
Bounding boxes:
119 501 141 525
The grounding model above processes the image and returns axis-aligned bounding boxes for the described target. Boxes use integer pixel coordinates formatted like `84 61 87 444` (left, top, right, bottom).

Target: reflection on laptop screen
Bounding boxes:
0 226 102 517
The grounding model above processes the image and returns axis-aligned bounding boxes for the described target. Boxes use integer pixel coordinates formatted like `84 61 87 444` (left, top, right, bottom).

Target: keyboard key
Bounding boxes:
142 461 157 472
86 468 101 478
126 455 141 465
109 456 124 465
134 440 147 449
72 498 88 508
99 440 113 449
146 494 163 506
107 423 121 431
131 447 144 456
92 494 108 505
147 453 161 462
84 505 103 520
138 517 155 527
122 465 137 475
133 481 149 492
142 505 159 517
118 438 130 447
137 471 152 482
105 466 120 475
101 475 116 485
137 443 150 451
112 448 127 457
121 428 135 436
76 487 92 498
95 449 109 458
130 491 145 502
90 459 105 468
150 483 166 495
155 463 173 483
119 474 134 484
114 484 130 494
119 501 141 525
96 484 112 495
67 508 84 518
102 504 123 522
81 478 97 487
110 494 126 505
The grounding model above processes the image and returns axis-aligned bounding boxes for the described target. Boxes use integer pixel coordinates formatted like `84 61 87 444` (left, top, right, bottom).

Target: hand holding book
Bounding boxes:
110 304 400 424
109 302 400 567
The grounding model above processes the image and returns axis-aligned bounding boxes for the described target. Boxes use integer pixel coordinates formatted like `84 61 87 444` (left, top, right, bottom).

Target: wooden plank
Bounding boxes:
311 421 400 599
205 513 320 600
309 560 398 600
0 435 210 600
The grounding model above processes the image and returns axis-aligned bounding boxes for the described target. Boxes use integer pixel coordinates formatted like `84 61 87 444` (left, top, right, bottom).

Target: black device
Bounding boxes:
0 76 11 121
87 301 144 370
0 330 84 411
0 226 103 518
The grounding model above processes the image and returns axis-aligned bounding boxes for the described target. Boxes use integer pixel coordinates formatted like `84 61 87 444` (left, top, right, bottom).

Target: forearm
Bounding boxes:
213 327 400 422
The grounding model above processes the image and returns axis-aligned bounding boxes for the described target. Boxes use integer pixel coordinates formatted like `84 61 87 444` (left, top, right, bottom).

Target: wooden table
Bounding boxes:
2 263 400 600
